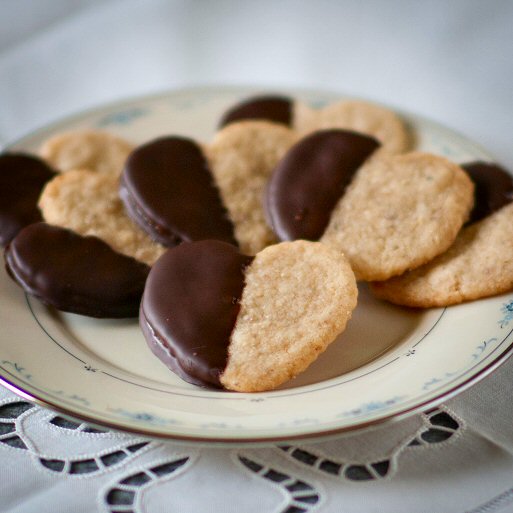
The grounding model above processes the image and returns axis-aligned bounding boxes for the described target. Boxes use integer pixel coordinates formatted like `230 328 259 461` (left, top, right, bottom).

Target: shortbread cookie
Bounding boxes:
321 153 474 281
140 240 357 392
370 203 513 307
5 223 149 318
39 169 166 266
40 131 133 175
219 94 410 153
0 153 56 246
206 121 296 254
121 123 296 255
266 131 474 281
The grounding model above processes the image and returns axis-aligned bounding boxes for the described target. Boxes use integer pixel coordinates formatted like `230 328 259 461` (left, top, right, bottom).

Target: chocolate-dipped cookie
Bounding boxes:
141 239 357 392
371 162 513 306
219 94 410 153
266 130 474 282
0 153 56 246
5 223 149 318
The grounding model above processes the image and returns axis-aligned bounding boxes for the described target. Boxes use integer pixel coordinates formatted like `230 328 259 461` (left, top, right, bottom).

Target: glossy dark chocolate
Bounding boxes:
462 161 513 224
0 153 56 246
219 95 293 128
5 223 149 318
120 137 237 247
141 240 253 388
266 129 380 241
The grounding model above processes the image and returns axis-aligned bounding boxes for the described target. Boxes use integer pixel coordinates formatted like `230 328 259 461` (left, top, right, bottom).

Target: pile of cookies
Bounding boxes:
1 94 512 392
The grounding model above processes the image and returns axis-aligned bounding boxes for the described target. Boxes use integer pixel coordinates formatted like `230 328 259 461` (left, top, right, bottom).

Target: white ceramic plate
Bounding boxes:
1 86 513 445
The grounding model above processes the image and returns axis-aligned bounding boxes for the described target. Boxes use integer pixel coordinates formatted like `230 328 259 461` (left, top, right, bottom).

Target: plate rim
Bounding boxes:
2 337 513 445
1 84 510 445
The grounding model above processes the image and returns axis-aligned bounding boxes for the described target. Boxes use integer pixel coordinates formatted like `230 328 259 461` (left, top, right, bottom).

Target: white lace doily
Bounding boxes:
2 352 513 513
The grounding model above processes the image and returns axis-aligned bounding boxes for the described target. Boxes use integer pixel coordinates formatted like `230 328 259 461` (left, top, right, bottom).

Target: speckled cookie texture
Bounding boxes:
370 203 513 307
294 100 410 154
38 169 166 266
220 240 358 392
320 152 475 282
39 131 133 175
206 121 297 255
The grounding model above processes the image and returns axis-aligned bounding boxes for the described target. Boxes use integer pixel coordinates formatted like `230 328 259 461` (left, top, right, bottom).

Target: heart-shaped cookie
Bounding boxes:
265 131 474 281
0 153 56 246
219 94 410 153
141 239 357 392
5 223 149 318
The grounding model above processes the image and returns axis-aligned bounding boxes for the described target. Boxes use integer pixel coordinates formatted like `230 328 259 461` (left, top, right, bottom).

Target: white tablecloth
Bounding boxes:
1 1 513 511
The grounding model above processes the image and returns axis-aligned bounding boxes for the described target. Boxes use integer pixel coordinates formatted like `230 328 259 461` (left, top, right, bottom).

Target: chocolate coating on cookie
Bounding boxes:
5 223 149 318
120 137 237 247
141 240 253 388
462 161 513 224
0 153 56 246
266 129 380 241
219 95 293 128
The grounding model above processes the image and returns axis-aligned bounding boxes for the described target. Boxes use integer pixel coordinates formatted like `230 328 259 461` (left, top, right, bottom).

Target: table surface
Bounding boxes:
1 1 513 512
